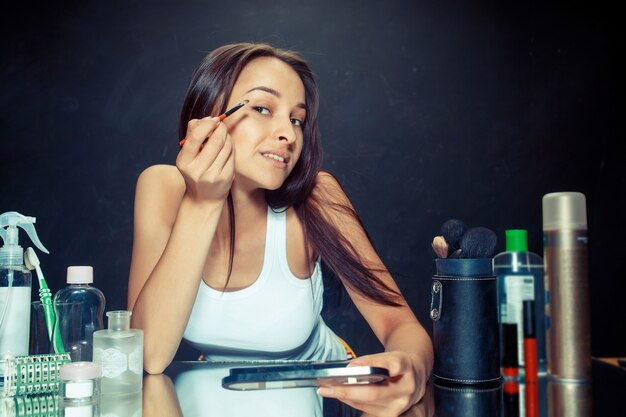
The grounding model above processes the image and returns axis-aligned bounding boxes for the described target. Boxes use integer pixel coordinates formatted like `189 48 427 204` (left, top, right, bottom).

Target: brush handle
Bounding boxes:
38 288 55 339
40 289 66 354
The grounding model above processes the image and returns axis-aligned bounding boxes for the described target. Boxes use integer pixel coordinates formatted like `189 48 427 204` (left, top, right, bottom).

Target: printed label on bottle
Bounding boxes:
504 275 535 366
94 347 128 378
128 346 143 375
0 287 31 357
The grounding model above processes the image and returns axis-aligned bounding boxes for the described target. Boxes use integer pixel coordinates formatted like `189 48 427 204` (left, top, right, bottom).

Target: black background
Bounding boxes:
1 1 623 358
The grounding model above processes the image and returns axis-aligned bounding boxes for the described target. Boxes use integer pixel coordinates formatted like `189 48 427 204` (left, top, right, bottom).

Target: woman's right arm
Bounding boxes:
127 117 234 374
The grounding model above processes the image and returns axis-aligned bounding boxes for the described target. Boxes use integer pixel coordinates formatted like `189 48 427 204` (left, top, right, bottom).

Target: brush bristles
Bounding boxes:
432 236 449 258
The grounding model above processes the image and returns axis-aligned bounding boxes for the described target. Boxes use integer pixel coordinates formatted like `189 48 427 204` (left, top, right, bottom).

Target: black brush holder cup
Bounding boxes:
433 380 501 417
430 258 500 385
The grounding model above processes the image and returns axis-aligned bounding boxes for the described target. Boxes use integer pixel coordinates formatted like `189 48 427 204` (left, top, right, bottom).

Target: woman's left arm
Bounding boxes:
319 298 433 416
312 172 434 417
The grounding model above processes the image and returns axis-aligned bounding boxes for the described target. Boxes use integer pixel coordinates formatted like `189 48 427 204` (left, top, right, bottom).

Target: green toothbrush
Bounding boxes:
24 247 65 353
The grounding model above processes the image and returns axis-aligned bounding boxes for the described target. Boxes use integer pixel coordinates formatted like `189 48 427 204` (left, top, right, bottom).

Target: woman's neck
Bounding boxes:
214 185 267 248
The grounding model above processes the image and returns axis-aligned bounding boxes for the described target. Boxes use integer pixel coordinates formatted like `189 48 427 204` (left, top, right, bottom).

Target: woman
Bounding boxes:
128 42 433 416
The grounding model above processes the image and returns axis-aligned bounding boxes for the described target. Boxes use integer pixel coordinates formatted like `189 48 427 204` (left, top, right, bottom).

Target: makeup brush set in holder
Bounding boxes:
429 219 500 386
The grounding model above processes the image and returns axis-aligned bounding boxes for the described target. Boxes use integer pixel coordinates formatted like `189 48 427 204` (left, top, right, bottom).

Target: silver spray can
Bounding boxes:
542 192 591 381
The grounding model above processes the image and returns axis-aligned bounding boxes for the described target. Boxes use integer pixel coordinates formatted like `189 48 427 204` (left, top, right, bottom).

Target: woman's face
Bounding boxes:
223 56 307 192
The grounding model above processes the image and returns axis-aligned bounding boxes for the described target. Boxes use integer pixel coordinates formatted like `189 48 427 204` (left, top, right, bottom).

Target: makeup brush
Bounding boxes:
432 236 449 258
440 219 467 258
457 226 497 258
178 99 249 147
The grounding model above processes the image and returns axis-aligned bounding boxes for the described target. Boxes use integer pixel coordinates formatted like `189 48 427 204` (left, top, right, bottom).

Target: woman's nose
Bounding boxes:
272 117 296 143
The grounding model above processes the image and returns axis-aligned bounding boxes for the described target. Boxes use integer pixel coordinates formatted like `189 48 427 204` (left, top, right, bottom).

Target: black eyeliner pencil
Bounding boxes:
179 99 249 147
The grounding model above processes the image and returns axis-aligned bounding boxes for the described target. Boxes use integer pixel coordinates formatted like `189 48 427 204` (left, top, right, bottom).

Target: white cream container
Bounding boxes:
58 361 102 403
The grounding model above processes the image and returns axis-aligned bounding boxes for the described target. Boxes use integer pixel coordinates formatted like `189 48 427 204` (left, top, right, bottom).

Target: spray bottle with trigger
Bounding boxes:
0 211 50 361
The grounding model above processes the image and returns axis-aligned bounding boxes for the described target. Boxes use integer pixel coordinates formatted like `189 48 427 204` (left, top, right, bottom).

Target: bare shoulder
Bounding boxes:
137 164 184 190
314 170 341 189
134 164 185 227
311 170 351 207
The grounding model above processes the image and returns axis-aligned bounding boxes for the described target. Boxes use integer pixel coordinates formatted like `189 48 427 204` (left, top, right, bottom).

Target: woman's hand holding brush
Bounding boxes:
176 117 235 205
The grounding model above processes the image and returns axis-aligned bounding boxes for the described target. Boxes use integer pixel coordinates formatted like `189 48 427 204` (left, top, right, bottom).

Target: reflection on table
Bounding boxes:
1 359 613 417
170 362 322 416
156 361 434 417
153 361 597 417
431 375 594 417
151 361 595 417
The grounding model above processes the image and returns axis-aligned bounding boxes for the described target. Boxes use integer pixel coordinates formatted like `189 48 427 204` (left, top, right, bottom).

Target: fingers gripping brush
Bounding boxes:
24 247 65 353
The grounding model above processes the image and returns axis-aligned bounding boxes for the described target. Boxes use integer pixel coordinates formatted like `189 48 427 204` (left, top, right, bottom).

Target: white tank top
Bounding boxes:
183 207 347 361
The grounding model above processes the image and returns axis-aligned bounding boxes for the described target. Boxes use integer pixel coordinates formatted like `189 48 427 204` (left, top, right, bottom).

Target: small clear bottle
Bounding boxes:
92 311 143 394
53 266 106 361
495 229 547 375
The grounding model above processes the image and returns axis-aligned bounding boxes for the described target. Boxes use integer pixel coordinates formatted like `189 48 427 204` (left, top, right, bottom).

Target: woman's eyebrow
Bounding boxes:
246 85 281 97
245 86 307 111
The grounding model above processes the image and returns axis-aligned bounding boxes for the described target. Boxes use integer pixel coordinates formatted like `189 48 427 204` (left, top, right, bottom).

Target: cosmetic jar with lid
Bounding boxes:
58 361 102 402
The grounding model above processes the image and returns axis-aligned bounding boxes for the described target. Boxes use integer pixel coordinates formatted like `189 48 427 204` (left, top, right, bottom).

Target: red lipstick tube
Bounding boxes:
501 322 519 381
524 300 538 382
524 300 539 417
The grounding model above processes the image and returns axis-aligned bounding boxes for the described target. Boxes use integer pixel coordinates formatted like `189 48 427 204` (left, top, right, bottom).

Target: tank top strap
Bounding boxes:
266 207 288 264
267 207 321 287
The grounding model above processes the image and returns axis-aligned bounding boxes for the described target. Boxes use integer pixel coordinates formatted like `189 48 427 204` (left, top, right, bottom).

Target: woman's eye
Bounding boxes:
291 118 304 127
253 106 270 115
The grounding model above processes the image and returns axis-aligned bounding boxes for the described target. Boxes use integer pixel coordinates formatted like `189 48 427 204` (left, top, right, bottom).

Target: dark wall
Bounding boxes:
1 1 623 357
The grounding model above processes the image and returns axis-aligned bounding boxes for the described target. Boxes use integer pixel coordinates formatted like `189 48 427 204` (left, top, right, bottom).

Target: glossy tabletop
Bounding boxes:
146 359 612 417
2 358 622 417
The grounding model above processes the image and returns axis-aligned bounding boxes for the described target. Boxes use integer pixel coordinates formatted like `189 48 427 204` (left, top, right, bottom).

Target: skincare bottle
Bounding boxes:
494 229 547 375
53 266 106 361
0 212 49 361
92 310 143 394
543 191 591 381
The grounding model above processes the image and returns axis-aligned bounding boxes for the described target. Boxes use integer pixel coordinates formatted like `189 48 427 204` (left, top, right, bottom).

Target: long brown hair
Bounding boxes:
179 43 401 306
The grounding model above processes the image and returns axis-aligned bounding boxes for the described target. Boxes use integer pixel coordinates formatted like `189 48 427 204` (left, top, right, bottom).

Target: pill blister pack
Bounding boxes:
1 393 58 417
1 354 71 397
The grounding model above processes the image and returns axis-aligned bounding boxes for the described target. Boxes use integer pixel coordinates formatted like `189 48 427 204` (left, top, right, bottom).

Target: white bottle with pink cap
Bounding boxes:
52 266 106 361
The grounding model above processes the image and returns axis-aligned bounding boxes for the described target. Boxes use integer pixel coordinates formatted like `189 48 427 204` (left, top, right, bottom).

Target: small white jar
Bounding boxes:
58 361 102 403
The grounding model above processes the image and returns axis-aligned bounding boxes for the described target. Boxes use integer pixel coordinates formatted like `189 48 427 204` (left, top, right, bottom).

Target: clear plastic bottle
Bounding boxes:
0 212 49 362
0 264 31 358
53 266 106 361
93 310 143 394
495 229 547 375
